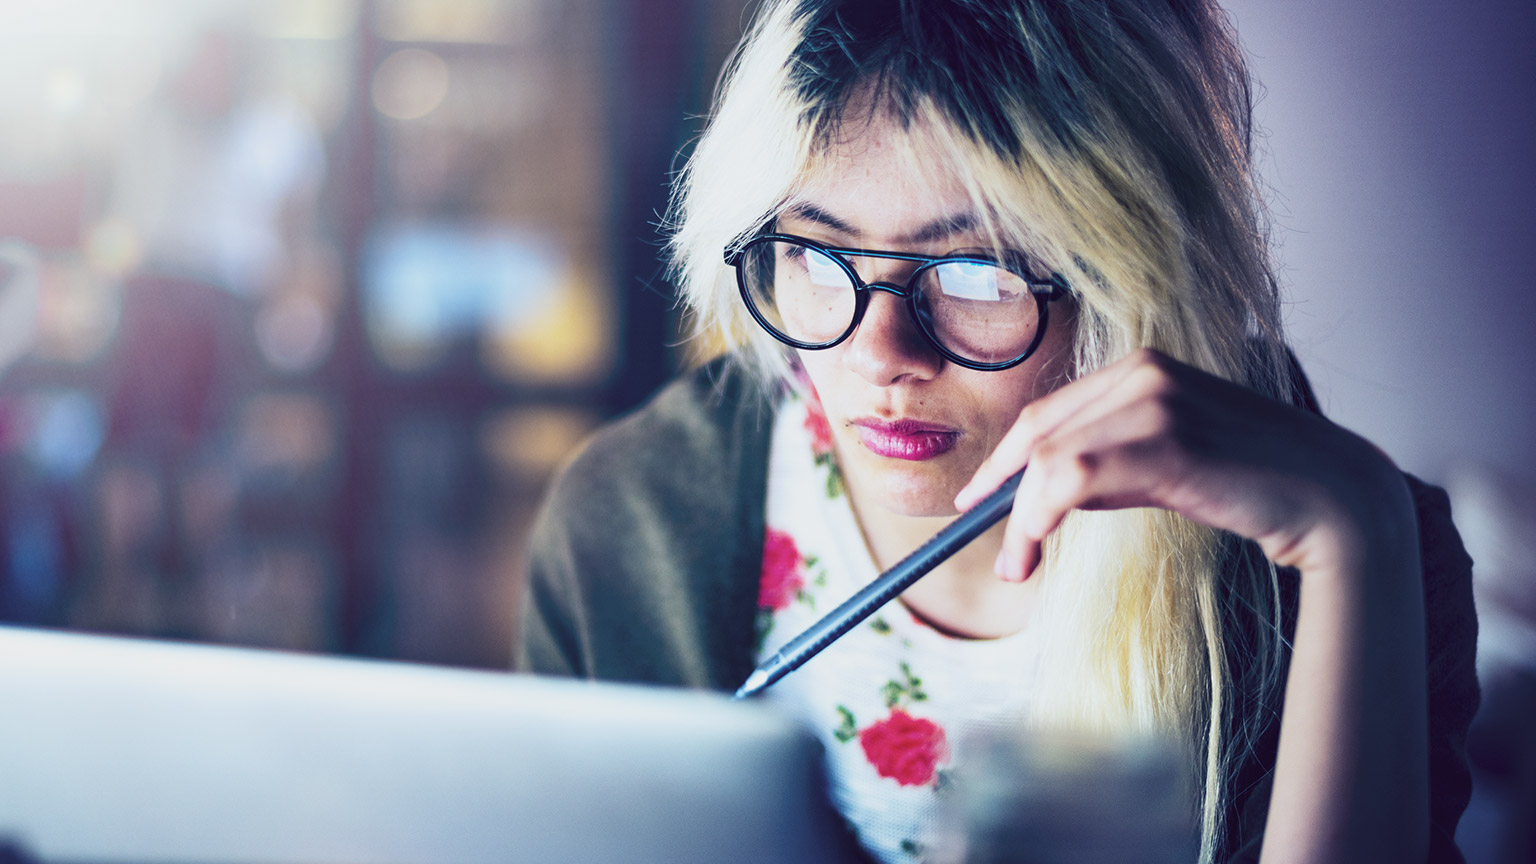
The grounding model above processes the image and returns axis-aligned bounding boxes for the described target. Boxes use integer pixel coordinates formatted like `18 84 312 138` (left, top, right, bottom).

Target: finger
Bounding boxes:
964 352 1141 500
994 534 1041 583
964 348 1182 584
996 397 1183 580
1026 351 1181 461
955 349 1156 510
985 347 1206 521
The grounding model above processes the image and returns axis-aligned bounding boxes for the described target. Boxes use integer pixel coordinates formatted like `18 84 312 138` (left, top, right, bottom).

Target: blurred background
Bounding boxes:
0 0 1531 858
0 0 756 665
1229 3 1536 860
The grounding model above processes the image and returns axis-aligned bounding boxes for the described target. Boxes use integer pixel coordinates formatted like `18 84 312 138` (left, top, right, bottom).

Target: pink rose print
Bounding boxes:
797 380 845 498
803 396 835 456
858 709 949 787
793 368 837 456
758 527 806 611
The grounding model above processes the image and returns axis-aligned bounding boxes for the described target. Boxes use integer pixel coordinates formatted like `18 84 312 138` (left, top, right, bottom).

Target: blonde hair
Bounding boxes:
668 0 1292 857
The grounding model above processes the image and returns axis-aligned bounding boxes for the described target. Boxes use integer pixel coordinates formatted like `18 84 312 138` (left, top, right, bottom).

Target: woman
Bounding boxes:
516 0 1479 861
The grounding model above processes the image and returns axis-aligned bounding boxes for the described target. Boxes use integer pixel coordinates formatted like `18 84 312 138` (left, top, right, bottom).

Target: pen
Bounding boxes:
733 468 1025 700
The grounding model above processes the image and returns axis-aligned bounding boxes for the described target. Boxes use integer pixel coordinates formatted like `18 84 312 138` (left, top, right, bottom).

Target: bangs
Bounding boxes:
781 0 1183 337
787 0 1073 162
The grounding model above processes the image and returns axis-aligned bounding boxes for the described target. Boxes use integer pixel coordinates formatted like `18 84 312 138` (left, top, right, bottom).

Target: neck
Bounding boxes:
844 476 1037 640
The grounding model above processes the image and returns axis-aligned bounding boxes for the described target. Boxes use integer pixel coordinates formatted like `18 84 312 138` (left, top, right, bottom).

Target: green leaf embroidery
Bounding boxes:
815 452 845 499
877 662 930 710
870 616 892 635
900 838 922 857
900 661 928 702
796 556 830 610
934 768 955 795
833 705 858 744
752 609 774 655
805 557 829 594
825 464 844 499
794 588 816 612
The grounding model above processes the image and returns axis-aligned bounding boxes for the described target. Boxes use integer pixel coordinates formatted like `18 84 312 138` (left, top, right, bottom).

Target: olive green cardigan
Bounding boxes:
516 359 773 690
515 357 1479 863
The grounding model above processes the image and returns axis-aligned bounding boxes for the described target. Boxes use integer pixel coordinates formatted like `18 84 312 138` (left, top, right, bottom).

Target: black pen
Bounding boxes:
733 468 1025 700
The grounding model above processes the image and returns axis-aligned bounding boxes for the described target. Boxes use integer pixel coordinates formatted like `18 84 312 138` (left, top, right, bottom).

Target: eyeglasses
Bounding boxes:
725 233 1069 371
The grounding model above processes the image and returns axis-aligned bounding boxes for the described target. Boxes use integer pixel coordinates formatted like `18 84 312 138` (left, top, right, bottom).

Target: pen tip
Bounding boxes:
733 668 770 701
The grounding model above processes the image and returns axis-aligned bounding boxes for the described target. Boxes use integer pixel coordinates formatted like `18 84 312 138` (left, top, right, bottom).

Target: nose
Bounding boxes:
842 286 942 386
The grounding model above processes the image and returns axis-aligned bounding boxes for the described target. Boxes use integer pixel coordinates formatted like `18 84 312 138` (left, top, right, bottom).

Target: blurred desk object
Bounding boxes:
0 241 39 375
0 625 861 864
937 729 1199 864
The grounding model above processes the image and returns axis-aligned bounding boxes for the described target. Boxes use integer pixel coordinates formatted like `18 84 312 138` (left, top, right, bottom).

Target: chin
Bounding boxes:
855 459 966 519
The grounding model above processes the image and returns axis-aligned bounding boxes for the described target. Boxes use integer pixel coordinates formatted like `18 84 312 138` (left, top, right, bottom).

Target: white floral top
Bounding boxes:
755 385 1040 864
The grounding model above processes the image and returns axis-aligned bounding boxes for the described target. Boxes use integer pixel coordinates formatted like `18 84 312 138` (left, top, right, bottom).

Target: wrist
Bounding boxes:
1289 436 1419 590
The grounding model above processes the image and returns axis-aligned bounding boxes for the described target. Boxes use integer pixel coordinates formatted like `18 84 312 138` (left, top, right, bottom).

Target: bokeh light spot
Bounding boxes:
371 48 448 121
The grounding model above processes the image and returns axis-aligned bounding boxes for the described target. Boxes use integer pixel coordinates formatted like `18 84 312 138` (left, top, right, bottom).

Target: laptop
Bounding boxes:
0 625 865 864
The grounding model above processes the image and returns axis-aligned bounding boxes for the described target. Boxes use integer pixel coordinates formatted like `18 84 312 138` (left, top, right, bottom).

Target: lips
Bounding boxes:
852 418 961 461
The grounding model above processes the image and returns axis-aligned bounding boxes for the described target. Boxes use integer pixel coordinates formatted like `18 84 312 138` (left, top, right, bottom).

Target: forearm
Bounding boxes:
959 351 1450 858
1261 504 1429 862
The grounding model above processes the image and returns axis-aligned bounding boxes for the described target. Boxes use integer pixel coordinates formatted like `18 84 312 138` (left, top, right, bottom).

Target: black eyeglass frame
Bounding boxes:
724 232 1070 371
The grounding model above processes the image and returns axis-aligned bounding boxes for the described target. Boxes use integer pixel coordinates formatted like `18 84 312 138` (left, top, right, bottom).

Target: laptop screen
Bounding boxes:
0 625 865 864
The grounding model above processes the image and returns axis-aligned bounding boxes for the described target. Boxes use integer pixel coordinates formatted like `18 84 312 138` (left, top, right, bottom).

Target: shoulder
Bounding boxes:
1405 474 1473 584
1404 474 1479 690
516 356 778 687
545 356 776 520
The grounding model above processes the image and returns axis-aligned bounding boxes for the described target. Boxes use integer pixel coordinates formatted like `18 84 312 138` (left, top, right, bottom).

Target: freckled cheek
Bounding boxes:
968 389 1027 449
794 350 848 419
1005 313 1077 413
795 349 833 389
968 349 1072 448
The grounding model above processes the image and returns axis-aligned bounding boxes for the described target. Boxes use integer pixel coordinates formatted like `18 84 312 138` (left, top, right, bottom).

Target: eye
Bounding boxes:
771 241 847 288
803 249 846 285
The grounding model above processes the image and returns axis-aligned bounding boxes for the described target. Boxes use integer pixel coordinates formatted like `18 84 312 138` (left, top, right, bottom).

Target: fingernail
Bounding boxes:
993 551 1010 580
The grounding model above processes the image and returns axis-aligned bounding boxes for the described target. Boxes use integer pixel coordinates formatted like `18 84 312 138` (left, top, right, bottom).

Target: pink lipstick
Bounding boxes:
853 418 960 461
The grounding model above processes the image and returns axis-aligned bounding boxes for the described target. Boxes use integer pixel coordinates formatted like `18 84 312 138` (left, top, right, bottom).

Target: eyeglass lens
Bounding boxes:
738 238 1042 366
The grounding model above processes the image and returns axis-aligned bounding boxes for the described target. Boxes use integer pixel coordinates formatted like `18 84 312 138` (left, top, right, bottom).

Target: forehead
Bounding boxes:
788 114 976 244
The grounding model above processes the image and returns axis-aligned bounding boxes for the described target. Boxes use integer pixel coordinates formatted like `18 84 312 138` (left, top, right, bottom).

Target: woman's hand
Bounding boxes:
954 347 1430 863
954 347 1415 585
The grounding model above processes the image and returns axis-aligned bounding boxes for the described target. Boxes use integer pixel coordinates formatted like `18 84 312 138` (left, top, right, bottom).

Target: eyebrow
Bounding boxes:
781 202 979 246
